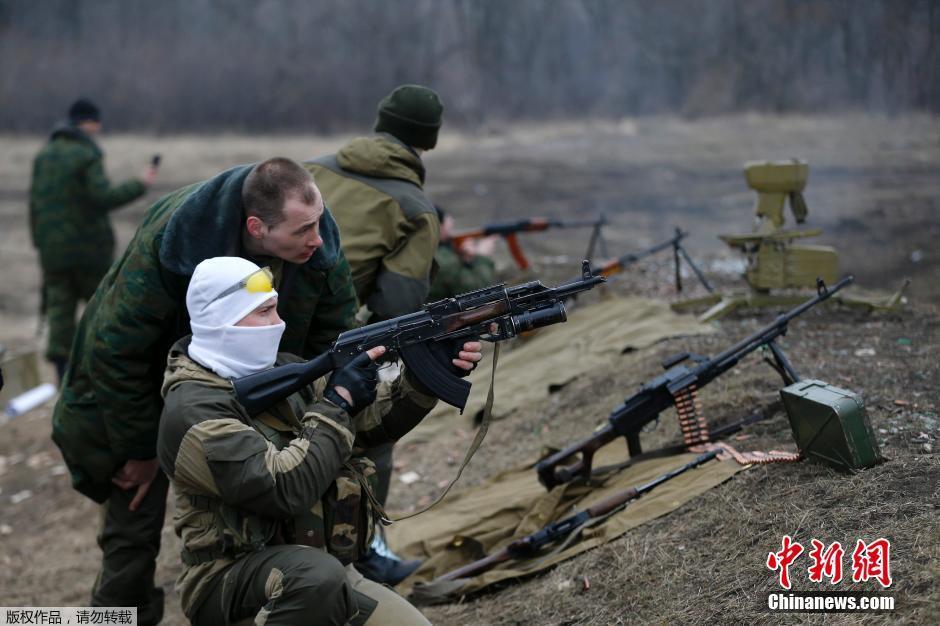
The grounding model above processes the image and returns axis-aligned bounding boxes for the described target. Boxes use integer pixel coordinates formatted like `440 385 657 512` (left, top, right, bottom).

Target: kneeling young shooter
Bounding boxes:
157 257 482 625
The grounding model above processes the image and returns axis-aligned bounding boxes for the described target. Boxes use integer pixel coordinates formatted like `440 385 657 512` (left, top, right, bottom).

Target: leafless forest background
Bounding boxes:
1 0 938 132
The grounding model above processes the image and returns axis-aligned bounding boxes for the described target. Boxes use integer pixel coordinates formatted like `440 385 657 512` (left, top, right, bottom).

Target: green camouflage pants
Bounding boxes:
192 545 430 626
93 471 169 626
43 262 110 360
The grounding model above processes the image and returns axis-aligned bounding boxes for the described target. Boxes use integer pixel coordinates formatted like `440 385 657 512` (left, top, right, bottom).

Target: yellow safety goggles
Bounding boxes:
201 267 274 311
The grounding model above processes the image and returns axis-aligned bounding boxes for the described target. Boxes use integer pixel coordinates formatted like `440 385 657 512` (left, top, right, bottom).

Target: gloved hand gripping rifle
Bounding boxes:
233 261 605 416
536 275 854 489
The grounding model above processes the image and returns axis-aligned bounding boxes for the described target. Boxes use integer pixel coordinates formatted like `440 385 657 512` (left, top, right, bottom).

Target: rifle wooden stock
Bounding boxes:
503 233 530 269
538 424 616 487
437 550 513 581
451 217 603 270
442 300 510 333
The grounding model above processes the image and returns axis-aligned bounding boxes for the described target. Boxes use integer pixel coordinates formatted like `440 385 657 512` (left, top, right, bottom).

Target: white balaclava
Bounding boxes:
186 257 286 379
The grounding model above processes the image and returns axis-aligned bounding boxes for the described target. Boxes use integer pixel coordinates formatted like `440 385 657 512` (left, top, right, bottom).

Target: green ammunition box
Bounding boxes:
780 379 882 471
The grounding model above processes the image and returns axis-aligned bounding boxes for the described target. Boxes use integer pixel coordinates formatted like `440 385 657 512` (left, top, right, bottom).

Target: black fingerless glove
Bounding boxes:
324 352 379 416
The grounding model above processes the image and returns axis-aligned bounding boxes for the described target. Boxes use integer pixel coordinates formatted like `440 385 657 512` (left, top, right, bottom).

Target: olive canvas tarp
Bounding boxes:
388 441 744 602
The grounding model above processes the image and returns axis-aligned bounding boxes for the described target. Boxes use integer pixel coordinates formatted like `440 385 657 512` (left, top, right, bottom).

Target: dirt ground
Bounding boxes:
0 115 937 624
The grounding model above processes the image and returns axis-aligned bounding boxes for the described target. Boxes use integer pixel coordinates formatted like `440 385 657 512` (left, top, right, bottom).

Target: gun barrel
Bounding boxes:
555 217 606 229
596 230 687 277
709 275 854 370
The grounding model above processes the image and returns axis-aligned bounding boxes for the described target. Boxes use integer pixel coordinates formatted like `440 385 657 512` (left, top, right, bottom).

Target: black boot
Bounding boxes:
355 548 421 586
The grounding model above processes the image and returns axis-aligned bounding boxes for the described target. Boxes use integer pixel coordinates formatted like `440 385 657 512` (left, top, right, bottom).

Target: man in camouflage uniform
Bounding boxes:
158 256 482 624
427 207 497 301
305 85 444 583
29 98 158 379
305 84 442 322
51 158 358 625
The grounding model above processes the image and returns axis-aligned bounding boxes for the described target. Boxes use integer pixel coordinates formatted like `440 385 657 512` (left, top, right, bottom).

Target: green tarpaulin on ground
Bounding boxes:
401 295 714 444
390 443 744 603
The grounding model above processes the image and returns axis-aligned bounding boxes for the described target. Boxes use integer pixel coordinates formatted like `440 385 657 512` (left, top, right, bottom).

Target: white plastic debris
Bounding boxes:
4 383 57 417
399 471 421 485
854 348 876 357
10 489 33 504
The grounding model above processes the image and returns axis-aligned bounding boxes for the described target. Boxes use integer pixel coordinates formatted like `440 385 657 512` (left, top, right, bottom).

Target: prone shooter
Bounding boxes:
451 215 606 270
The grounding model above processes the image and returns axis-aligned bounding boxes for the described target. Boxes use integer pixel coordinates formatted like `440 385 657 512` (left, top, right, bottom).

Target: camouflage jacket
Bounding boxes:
306 134 440 321
427 242 497 302
157 337 437 616
29 123 146 272
51 165 359 503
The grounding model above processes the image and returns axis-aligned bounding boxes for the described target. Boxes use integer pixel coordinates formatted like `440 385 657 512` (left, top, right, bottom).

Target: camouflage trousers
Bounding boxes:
93 470 169 626
192 545 430 626
43 262 110 360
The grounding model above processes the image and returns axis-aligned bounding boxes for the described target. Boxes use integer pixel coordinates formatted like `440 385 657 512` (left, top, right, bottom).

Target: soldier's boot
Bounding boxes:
356 534 421 586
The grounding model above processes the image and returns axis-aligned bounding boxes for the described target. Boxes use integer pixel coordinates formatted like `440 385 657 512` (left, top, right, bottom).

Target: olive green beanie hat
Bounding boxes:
374 84 444 150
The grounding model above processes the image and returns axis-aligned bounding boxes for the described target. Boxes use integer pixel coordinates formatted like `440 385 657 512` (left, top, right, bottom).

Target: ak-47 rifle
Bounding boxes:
233 261 605 416
431 450 720 582
536 275 854 489
593 227 713 293
452 216 606 270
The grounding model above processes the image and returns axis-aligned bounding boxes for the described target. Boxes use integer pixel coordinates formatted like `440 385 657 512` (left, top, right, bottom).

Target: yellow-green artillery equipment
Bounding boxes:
673 159 908 321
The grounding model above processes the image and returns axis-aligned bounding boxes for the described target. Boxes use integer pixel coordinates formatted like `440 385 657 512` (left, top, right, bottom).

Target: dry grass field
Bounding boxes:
0 115 938 624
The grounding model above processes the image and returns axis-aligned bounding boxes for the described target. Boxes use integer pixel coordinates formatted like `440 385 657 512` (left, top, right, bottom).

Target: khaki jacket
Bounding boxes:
306 134 440 321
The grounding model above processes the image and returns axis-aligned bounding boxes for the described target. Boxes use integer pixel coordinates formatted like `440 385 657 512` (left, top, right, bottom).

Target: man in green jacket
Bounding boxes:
158 256 482 625
305 84 442 323
305 85 443 584
427 207 497 301
51 157 358 625
29 98 158 379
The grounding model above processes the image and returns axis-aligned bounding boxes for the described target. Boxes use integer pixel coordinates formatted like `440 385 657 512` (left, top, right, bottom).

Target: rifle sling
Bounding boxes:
392 342 501 522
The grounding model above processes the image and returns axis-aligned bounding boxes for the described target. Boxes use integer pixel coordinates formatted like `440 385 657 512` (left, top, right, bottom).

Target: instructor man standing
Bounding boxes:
29 98 158 380
52 158 357 625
